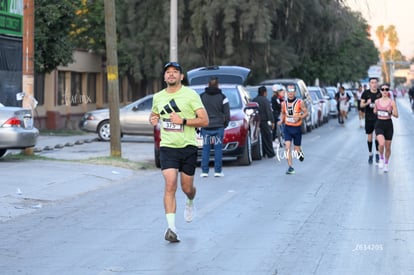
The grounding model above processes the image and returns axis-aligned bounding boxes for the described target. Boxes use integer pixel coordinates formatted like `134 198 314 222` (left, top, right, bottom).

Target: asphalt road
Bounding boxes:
1 96 414 275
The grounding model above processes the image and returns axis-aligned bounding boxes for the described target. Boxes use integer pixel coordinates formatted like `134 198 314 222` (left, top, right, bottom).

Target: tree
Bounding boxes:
386 25 399 60
34 0 82 74
376 25 389 82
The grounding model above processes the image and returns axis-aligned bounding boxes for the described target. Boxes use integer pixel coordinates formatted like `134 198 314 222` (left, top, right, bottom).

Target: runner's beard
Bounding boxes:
166 78 180 86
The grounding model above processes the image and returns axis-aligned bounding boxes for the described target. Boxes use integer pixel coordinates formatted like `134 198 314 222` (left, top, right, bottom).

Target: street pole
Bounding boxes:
104 0 121 157
170 0 178 62
22 0 34 155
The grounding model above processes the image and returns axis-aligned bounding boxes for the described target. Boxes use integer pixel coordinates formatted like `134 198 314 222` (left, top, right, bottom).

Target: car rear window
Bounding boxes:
194 87 241 109
190 75 245 86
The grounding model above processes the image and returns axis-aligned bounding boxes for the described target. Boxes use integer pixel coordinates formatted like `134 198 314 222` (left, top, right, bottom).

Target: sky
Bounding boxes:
345 0 414 58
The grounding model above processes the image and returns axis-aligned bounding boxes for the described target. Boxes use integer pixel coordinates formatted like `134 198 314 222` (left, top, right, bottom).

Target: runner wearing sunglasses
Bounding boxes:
373 83 399 172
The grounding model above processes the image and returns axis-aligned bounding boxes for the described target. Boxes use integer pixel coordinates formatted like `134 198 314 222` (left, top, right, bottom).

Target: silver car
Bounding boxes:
79 94 154 141
0 103 39 158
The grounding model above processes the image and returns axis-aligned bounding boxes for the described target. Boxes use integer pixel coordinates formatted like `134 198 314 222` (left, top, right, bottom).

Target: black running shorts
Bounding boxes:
160 145 198 176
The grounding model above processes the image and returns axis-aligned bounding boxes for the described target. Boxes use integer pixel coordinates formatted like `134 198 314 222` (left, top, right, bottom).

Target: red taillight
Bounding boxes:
3 117 21 127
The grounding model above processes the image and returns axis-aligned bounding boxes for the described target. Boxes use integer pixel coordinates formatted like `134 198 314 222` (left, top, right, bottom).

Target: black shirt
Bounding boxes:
361 89 382 121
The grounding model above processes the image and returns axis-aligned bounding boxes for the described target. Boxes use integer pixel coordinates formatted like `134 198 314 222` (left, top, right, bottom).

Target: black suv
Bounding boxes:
259 78 313 133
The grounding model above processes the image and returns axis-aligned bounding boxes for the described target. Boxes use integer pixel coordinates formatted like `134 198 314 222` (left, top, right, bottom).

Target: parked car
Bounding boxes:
308 86 329 123
154 66 262 168
259 78 313 133
324 86 339 117
0 103 39 158
79 94 154 141
245 85 273 101
308 90 323 128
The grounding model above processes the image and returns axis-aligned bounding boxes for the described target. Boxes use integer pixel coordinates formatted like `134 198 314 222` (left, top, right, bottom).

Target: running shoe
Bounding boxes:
200 173 208 178
375 153 379 164
298 150 304 162
214 172 224 177
384 164 389 173
184 201 195 222
286 166 295 175
164 228 180 243
378 158 384 169
368 155 373 164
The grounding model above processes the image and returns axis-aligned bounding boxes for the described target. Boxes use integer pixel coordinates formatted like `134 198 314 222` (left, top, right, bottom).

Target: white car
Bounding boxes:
324 86 339 117
308 86 329 123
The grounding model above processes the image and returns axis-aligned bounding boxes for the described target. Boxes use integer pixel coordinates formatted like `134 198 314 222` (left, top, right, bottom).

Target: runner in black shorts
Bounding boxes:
160 145 198 175
360 77 382 164
373 83 398 172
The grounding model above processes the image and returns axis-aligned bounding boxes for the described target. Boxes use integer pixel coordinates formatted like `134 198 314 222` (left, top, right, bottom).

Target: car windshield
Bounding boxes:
190 75 245 86
310 92 318 101
193 87 241 109
309 88 323 99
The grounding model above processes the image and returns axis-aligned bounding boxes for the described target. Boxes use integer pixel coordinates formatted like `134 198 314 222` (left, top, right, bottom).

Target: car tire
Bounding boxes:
237 133 252 166
98 120 111 141
154 147 161 168
0 149 7 158
252 131 262 160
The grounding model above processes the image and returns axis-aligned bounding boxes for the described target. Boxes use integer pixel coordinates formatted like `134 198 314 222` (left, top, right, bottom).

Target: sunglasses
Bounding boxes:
380 88 390 91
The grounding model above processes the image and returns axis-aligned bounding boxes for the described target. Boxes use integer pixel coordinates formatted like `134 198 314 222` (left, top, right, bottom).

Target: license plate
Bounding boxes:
23 117 33 128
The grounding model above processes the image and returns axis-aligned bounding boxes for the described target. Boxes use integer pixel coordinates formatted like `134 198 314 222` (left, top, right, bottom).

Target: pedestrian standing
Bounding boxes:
199 77 230 178
373 83 398 172
279 85 308 174
271 84 285 146
149 62 209 242
253 86 276 158
360 77 382 164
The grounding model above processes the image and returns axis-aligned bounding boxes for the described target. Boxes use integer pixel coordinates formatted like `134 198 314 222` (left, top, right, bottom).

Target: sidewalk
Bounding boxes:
32 134 154 161
0 134 156 222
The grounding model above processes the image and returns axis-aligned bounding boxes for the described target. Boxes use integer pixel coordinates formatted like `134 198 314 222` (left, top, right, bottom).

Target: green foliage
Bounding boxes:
72 0 106 55
34 0 82 74
34 0 383 89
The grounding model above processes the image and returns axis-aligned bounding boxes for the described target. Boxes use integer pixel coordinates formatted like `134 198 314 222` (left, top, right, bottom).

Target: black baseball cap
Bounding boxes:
163 62 182 74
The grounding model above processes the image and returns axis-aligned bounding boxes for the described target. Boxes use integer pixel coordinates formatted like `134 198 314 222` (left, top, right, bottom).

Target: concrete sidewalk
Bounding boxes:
0 134 156 222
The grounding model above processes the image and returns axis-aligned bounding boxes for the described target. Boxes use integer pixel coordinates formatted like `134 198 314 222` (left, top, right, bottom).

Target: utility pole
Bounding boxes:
104 0 121 157
170 0 178 62
22 0 34 155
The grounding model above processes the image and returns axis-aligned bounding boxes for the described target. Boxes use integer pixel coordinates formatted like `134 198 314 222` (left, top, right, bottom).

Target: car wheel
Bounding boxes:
154 147 161 168
237 133 252 166
98 120 111 141
252 131 262 160
0 149 7 158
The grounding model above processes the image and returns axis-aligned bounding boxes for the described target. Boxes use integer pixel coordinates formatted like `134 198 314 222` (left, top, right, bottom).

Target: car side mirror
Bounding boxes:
132 105 139 111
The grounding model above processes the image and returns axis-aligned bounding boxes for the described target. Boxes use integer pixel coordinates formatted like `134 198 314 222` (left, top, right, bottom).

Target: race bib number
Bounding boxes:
162 119 183 132
377 110 389 117
286 117 296 123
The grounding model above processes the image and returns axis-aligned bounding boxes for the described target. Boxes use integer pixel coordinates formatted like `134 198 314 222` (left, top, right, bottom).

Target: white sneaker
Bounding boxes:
384 164 389 173
184 201 195 222
214 172 224 177
200 173 208 178
378 158 384 169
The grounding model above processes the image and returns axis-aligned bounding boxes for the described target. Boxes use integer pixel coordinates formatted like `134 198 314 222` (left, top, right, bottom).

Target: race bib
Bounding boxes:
286 117 296 123
162 119 183 132
377 110 389 117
